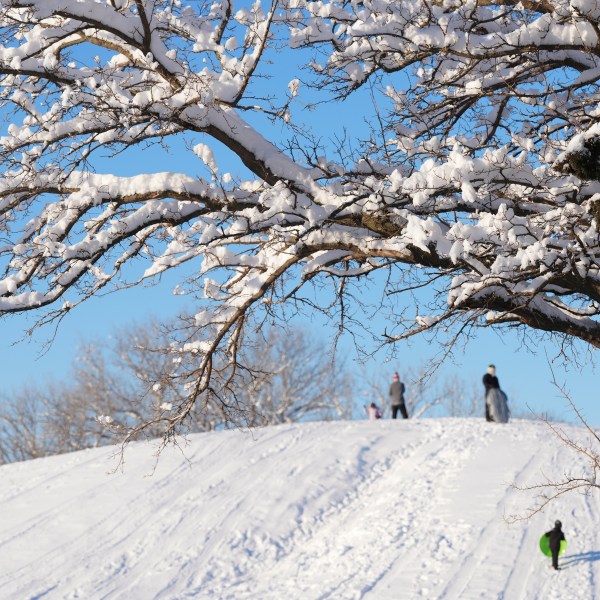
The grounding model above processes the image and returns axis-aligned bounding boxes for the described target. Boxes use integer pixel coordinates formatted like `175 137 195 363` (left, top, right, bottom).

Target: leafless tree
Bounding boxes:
0 387 51 463
231 327 356 425
0 323 355 462
438 376 482 419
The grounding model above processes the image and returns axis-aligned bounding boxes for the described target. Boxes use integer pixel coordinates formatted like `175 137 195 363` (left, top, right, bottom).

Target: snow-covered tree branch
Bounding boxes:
2 0 600 440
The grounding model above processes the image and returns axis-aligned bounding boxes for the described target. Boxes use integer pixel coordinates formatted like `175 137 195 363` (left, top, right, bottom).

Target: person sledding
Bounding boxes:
542 520 566 570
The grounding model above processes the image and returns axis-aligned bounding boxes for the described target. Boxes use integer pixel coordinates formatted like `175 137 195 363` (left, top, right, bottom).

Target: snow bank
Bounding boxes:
1 418 598 599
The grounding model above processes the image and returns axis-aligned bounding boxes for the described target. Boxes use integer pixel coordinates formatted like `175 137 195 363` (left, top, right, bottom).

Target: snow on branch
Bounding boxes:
1 0 600 441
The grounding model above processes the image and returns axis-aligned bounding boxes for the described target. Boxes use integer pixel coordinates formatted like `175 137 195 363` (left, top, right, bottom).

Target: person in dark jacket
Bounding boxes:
389 373 408 419
544 520 566 570
482 364 500 422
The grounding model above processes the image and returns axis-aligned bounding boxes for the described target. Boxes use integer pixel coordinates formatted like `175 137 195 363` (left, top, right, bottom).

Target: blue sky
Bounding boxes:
1 16 599 428
3 267 598 426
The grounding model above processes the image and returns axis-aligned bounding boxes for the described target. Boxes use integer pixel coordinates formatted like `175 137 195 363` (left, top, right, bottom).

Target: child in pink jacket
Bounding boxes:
365 402 382 420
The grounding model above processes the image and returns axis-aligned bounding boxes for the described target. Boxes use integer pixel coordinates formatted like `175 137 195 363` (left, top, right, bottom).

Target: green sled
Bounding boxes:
539 534 567 557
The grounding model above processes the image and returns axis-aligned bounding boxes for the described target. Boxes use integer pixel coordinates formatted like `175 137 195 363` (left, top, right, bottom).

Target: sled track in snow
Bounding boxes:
1 419 598 600
437 447 544 599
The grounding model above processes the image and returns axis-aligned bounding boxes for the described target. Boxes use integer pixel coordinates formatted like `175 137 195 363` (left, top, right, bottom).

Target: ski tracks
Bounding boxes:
366 420 500 599
2 419 599 600
221 419 489 600
435 436 546 599
0 433 232 599
434 423 600 600
100 423 316 599
531 439 600 600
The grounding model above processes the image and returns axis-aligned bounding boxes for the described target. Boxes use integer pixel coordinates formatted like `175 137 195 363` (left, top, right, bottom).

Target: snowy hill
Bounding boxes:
1 418 599 599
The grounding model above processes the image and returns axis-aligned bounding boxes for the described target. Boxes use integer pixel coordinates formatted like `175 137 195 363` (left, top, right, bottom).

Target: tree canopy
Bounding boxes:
1 0 599 437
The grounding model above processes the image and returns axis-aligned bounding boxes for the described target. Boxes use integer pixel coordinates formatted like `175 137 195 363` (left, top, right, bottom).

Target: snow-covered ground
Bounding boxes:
1 418 599 599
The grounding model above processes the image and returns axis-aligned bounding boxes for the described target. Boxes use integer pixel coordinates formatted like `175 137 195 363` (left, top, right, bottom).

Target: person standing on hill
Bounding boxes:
389 373 408 419
482 364 509 423
482 364 500 422
544 520 566 570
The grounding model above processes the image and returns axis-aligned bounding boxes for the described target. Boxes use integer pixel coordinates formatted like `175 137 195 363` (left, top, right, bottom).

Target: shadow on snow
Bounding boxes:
561 551 600 568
